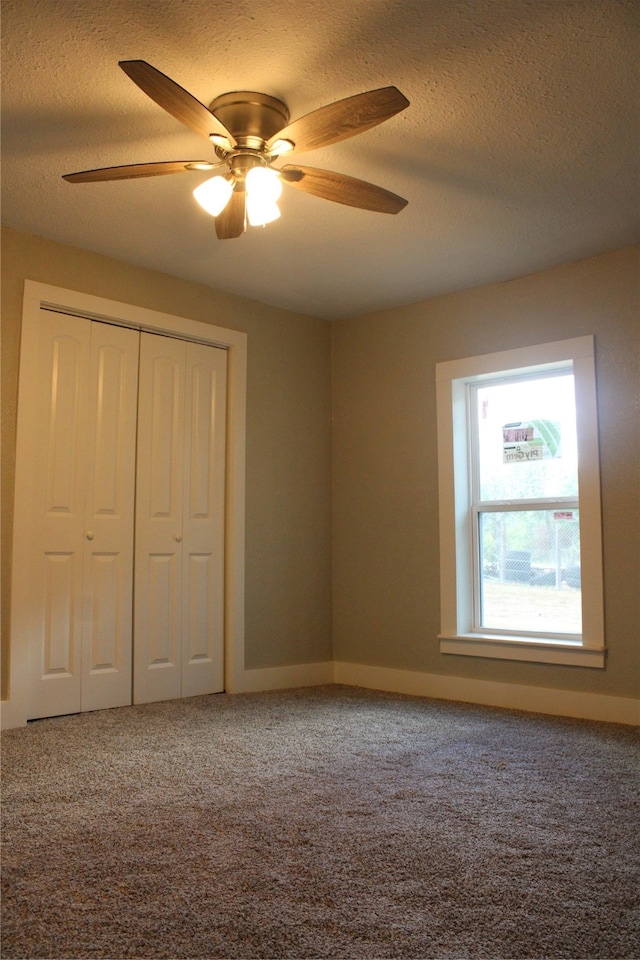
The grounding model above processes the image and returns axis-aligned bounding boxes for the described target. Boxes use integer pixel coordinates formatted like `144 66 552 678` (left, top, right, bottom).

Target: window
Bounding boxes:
436 337 605 667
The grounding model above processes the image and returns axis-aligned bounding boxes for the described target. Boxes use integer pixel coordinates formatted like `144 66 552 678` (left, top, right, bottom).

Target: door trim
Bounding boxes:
7 281 247 727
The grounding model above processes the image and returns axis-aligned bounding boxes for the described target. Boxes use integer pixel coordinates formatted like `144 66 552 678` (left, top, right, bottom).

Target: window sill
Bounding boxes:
439 634 605 668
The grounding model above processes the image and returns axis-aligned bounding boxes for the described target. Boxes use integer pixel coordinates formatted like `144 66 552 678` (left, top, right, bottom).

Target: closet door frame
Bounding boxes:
8 281 247 728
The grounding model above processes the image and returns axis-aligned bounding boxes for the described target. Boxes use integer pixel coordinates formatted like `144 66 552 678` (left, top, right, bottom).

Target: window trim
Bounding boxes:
435 336 605 668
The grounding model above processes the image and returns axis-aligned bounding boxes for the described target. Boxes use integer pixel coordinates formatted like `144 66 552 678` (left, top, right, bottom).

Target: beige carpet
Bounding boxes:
2 685 639 959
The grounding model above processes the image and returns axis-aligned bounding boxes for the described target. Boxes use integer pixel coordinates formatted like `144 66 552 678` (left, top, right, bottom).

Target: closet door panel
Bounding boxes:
134 334 185 704
20 314 90 719
81 323 140 712
182 343 227 697
42 552 78 678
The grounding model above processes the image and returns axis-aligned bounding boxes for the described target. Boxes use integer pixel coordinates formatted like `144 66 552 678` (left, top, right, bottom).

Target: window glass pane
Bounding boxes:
476 373 578 501
479 510 581 634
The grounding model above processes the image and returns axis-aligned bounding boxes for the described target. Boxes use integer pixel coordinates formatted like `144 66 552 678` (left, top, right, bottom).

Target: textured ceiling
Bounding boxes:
2 0 638 320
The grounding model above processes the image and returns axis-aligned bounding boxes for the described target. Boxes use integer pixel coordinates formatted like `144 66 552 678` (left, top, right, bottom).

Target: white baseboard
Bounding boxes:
333 662 640 725
236 661 335 694
0 698 26 730
3 661 637 727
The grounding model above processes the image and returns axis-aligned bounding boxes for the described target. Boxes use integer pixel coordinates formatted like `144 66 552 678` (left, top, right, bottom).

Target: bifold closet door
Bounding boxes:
81 322 139 713
18 314 139 720
134 333 227 704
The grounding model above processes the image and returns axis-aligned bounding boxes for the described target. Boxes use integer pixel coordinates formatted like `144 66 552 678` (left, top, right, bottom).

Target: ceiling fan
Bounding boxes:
63 60 410 239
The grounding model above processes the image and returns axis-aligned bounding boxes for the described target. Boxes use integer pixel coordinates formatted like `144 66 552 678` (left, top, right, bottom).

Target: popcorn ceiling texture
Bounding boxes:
2 0 638 318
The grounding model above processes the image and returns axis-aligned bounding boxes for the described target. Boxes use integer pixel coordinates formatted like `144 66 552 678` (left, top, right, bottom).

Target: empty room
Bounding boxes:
1 1 638 958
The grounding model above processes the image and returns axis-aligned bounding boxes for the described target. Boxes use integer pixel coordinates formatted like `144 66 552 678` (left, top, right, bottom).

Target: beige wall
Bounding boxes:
3 229 638 708
1 227 333 699
332 246 640 699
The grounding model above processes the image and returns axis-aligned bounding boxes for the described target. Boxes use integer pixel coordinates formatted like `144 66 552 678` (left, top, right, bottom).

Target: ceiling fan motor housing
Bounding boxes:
209 92 290 152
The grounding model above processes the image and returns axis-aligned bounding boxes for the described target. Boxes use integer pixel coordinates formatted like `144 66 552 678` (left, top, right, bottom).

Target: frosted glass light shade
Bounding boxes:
270 138 294 157
193 176 233 217
245 167 282 226
246 198 281 226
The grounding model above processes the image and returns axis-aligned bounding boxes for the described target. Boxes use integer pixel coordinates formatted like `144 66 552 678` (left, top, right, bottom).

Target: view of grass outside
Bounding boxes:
481 580 582 634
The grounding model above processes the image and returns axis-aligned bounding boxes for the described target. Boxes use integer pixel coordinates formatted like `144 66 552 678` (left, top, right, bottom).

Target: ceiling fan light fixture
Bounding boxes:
209 133 233 151
64 63 410 238
247 197 281 227
193 175 233 216
245 166 282 227
270 138 295 157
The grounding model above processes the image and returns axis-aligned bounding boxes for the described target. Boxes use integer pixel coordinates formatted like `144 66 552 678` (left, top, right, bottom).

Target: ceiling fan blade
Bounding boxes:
62 161 215 183
267 87 409 155
215 187 246 239
280 165 408 214
119 60 234 143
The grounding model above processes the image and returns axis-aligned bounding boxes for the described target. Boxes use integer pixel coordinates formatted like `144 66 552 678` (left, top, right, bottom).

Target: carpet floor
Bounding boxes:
1 685 639 959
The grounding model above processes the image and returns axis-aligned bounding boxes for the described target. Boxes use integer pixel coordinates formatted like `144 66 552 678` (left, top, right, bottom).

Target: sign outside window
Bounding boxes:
502 420 561 464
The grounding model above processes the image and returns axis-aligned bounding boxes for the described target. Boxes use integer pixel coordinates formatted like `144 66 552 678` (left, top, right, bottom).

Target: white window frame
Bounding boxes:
436 336 605 668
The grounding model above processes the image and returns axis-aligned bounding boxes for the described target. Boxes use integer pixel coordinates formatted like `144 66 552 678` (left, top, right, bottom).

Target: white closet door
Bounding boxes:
181 340 227 697
81 322 140 712
22 314 89 719
134 334 186 704
15 313 139 720
134 333 227 704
